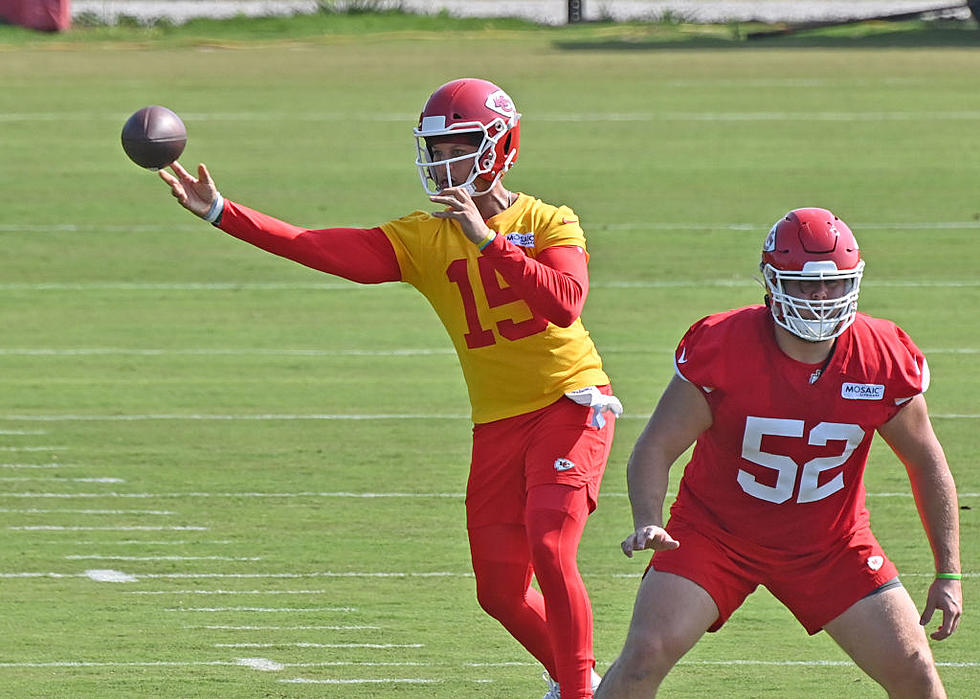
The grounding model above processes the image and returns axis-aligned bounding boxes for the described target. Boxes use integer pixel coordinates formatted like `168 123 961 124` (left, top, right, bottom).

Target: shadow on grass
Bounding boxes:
553 21 980 51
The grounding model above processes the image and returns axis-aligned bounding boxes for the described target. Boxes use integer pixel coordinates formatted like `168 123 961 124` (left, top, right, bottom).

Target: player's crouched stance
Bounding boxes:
595 209 962 698
158 78 616 699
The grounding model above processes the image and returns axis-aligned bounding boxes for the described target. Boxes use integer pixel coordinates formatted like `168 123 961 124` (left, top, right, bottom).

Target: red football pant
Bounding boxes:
469 484 596 699
466 390 615 698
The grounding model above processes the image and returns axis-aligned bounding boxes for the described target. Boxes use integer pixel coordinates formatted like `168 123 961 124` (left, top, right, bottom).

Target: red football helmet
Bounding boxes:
413 78 521 196
761 208 865 342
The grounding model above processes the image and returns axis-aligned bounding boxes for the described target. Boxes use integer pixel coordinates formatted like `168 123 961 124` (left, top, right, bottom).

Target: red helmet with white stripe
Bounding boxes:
761 208 865 342
413 78 521 196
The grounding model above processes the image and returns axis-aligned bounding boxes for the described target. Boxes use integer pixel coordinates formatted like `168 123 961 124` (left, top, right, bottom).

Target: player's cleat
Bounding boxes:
540 669 603 697
542 672 561 699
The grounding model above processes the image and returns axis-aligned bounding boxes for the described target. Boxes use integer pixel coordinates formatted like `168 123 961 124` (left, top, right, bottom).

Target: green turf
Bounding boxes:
0 12 977 698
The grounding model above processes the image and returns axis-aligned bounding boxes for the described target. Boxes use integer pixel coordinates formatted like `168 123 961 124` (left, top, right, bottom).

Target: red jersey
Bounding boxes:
671 306 927 554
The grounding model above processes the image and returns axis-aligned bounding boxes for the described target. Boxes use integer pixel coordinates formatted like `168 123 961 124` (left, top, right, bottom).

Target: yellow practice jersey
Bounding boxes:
381 193 609 423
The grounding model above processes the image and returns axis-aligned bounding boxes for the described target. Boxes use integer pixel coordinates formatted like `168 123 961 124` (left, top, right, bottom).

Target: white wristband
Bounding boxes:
204 193 225 223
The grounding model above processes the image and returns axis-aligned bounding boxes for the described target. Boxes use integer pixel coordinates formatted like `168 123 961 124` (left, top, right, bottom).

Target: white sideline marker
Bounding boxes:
85 569 138 583
236 658 284 672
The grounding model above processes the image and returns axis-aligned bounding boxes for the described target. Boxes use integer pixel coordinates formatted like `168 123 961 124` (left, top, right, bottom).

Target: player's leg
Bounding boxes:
525 483 596 699
467 523 558 677
467 415 559 678
823 583 945 698
595 570 718 698
524 390 617 698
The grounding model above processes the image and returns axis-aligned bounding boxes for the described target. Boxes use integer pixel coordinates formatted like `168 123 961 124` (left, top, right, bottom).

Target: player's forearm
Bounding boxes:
480 238 587 326
910 462 961 574
627 377 713 528
217 200 401 284
626 448 672 529
880 396 961 574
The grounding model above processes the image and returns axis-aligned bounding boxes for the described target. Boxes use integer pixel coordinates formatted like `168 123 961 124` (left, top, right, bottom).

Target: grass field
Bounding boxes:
0 11 977 698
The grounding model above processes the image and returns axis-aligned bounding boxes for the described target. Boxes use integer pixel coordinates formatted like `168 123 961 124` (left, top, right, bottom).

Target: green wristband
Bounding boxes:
477 231 496 250
936 573 962 580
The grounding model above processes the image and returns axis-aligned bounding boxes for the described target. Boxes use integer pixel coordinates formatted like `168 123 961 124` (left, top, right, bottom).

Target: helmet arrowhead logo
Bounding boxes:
485 90 515 117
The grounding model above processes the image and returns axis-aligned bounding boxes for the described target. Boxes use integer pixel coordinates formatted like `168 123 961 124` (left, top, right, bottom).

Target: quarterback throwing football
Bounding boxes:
159 78 617 699
595 209 961 698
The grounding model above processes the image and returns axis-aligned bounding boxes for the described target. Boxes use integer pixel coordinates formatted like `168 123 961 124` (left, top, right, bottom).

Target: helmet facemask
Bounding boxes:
414 117 511 197
763 259 865 342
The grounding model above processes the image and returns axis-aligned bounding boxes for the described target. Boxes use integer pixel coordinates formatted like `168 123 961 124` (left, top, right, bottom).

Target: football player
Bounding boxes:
595 208 961 698
159 78 616 699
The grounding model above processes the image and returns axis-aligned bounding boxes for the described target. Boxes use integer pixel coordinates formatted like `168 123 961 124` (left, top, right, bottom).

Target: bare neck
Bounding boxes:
773 324 836 365
473 182 517 220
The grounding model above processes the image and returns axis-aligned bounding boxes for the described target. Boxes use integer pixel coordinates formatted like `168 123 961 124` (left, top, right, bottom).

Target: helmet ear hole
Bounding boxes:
503 133 512 152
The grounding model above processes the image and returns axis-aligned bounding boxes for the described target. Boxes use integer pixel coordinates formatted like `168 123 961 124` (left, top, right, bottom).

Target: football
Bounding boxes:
121 105 187 170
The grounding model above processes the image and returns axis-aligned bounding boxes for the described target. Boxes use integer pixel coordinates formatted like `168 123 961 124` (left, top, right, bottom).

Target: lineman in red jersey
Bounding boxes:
595 209 961 698
157 78 618 699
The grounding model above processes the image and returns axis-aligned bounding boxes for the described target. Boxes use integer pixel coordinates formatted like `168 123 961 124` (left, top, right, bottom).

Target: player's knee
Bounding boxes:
615 628 683 683
528 531 564 571
474 578 521 623
878 648 943 698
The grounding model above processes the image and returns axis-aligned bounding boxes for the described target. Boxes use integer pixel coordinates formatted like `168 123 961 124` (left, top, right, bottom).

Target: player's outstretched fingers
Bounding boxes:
197 163 213 187
170 160 195 184
158 169 186 202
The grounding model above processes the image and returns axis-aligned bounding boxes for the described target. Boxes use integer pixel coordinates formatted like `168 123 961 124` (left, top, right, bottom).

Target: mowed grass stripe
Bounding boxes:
6 111 980 122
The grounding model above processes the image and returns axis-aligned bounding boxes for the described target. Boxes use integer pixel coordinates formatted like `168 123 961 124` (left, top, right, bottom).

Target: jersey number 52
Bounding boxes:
739 416 866 504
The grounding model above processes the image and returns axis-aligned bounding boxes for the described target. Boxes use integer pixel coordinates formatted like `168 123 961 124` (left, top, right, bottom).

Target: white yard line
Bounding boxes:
0 569 973 581
129 590 326 595
1 491 978 500
0 345 974 357
166 606 356 612
192 625 380 630
0 508 174 514
0 464 69 470
7 525 209 531
0 477 122 483
217 642 423 649
65 555 260 561
0 446 68 452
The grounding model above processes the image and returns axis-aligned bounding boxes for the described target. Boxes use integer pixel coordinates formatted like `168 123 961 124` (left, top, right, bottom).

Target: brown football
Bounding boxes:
121 105 187 170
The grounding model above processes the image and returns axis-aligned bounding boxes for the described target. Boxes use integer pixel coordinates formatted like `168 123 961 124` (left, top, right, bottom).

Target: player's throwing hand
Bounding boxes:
430 186 493 246
159 162 218 219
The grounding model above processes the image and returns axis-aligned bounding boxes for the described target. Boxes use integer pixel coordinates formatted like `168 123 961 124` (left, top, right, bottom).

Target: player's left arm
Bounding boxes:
428 187 587 325
480 240 587 327
877 393 962 640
